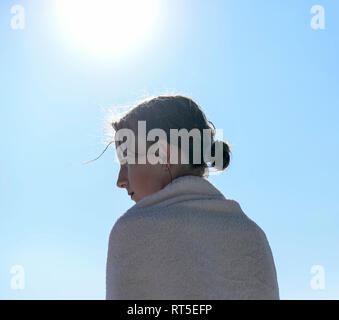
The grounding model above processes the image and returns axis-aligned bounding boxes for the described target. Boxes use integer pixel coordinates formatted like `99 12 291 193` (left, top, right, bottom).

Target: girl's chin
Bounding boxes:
131 193 138 202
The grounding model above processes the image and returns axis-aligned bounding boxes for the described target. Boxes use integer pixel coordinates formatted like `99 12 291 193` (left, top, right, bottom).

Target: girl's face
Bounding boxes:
115 136 174 202
116 163 168 202
116 138 171 202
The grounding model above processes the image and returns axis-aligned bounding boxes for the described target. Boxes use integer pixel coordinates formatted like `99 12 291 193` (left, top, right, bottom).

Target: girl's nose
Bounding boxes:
116 166 128 189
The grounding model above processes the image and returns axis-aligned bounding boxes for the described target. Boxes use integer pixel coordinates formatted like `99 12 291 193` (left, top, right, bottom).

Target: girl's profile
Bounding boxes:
103 95 279 300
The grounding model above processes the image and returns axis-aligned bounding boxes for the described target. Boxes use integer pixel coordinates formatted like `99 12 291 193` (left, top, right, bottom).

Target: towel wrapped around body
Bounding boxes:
106 175 279 299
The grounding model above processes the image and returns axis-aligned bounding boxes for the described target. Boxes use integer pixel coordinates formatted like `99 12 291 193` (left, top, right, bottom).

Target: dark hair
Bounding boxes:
110 95 231 177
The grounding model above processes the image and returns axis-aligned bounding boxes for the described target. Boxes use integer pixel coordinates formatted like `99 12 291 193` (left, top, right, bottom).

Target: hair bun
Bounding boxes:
210 140 231 171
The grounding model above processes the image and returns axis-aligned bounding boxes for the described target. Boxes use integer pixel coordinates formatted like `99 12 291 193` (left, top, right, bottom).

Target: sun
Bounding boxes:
54 0 159 57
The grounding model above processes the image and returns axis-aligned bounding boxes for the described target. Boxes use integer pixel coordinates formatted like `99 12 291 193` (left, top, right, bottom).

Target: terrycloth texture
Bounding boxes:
106 175 279 300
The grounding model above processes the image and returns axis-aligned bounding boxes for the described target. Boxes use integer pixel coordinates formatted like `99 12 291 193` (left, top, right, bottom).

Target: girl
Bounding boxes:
103 95 279 299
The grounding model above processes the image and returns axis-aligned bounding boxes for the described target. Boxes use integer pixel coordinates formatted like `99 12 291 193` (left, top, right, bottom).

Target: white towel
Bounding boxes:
106 175 279 300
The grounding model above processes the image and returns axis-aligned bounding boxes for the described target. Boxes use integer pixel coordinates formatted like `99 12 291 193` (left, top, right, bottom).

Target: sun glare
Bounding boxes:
54 0 158 57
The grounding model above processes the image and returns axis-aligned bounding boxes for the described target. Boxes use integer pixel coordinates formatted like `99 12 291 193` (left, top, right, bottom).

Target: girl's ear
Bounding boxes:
161 142 172 171
164 141 172 165
162 163 173 184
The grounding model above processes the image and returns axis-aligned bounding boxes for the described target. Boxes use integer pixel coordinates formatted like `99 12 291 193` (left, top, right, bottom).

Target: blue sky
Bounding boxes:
1 0 338 299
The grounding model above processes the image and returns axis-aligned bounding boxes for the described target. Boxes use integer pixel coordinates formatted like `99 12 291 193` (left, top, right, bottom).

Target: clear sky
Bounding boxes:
1 0 338 299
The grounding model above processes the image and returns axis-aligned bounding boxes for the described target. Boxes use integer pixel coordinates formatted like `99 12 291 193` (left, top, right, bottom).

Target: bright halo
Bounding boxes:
54 0 158 57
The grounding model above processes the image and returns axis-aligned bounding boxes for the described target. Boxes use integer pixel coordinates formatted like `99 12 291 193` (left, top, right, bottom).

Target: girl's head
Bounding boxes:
111 95 232 202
